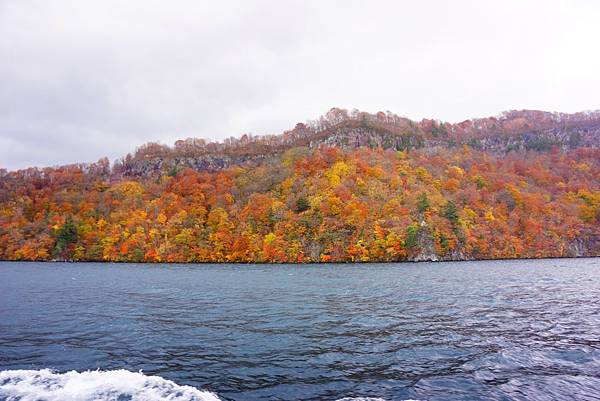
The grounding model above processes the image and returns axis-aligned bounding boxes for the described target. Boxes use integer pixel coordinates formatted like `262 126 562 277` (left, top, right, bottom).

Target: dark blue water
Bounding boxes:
1 259 600 401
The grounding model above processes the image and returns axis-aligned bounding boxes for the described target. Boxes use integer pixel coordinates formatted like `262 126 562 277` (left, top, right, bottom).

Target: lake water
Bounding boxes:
1 259 600 401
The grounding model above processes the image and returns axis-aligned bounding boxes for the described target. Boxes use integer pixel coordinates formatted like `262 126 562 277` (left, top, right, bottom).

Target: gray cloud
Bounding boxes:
1 0 600 170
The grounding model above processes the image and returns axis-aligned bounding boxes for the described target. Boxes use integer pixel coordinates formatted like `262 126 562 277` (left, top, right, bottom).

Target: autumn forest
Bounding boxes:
1 109 599 263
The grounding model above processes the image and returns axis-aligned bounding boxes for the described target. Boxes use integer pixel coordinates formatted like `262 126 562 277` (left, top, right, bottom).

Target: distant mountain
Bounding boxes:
1 109 599 263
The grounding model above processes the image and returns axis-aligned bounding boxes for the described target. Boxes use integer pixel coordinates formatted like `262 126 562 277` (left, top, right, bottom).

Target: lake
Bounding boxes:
1 259 600 401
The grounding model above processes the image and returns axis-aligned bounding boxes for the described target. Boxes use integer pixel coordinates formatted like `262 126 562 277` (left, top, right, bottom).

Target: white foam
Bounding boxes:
0 369 221 401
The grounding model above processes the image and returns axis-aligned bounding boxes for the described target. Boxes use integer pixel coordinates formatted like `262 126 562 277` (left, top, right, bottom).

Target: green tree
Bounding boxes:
416 192 430 213
295 197 311 213
405 223 419 251
54 216 78 259
442 200 459 226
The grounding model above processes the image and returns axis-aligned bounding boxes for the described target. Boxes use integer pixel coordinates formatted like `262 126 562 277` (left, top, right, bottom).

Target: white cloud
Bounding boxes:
1 0 599 169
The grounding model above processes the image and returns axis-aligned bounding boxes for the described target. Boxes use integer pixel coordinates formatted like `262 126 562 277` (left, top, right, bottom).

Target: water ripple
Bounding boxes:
1 258 600 400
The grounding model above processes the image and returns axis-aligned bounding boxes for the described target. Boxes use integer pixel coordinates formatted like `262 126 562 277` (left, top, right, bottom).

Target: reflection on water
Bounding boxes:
1 259 600 400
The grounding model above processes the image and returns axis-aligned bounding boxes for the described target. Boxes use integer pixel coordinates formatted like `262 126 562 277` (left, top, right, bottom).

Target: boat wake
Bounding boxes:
0 369 419 401
0 369 221 401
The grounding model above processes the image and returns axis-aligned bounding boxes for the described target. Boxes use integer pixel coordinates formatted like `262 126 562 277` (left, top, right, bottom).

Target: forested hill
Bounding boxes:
1 109 599 263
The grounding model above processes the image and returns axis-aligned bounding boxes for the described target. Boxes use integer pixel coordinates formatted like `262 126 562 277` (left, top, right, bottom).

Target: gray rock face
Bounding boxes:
115 154 271 178
411 221 439 262
567 234 600 257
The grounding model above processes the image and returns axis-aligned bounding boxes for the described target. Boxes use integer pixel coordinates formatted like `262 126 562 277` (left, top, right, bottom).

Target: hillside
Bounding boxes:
1 109 599 263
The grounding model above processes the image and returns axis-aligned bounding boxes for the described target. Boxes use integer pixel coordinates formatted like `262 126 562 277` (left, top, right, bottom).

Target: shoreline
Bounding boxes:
1 255 598 266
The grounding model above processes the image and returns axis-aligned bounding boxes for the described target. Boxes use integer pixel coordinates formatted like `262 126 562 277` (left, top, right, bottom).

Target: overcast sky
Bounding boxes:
1 0 599 170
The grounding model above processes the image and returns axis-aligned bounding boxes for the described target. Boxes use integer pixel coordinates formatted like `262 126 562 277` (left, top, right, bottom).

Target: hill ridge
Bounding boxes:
112 108 600 178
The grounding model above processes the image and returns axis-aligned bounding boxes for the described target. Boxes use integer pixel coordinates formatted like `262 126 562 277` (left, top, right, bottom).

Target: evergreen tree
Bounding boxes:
417 192 430 213
295 197 310 213
442 200 459 226
54 216 78 259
